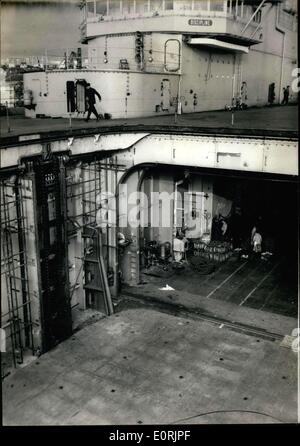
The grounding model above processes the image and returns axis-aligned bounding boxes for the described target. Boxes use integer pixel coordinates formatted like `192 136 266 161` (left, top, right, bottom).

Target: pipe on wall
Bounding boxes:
275 2 286 104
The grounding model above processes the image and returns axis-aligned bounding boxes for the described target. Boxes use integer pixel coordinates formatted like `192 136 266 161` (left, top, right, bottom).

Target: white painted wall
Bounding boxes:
88 33 182 73
240 4 298 105
181 43 235 112
130 134 298 176
180 12 297 113
85 11 260 40
1 132 298 178
24 69 179 119
23 2 297 120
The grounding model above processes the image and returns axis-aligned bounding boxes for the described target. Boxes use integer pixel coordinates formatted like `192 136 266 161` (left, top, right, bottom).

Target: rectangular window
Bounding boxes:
165 0 174 10
150 0 163 11
252 6 261 23
242 4 250 19
194 0 208 10
210 1 224 12
236 0 243 17
279 8 295 30
283 0 297 13
87 0 95 16
174 0 192 11
226 0 232 14
122 0 135 14
108 0 121 15
136 0 149 14
96 0 107 15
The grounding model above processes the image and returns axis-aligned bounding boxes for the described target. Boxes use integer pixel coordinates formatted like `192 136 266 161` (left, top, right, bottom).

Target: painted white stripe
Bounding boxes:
239 262 281 307
206 262 248 299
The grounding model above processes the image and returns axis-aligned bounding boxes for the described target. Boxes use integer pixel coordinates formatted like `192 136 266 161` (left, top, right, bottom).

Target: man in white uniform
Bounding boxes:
173 233 185 262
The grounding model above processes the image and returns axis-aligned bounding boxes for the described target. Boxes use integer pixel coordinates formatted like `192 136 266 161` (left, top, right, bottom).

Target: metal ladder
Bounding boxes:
82 224 114 315
1 180 33 368
67 160 114 315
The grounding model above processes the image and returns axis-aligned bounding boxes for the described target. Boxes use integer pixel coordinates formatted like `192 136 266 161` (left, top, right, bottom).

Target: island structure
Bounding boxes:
22 0 297 119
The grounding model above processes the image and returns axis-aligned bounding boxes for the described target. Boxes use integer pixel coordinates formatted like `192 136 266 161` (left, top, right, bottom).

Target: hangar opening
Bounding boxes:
1 126 298 376
121 165 298 318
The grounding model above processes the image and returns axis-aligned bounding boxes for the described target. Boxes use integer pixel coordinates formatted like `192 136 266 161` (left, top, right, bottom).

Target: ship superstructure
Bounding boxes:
21 1 298 118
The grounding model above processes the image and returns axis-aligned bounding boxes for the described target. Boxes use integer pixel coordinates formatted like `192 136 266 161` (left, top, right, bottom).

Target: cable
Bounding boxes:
4 47 181 61
170 409 287 424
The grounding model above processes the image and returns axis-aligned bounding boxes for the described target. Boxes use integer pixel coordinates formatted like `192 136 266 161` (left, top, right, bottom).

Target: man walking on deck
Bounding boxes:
85 83 102 121
281 86 290 105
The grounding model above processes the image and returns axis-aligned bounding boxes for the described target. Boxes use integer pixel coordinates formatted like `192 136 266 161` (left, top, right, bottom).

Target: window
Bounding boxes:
231 0 243 16
165 0 174 10
174 0 192 11
122 0 135 14
210 1 224 12
252 6 261 23
278 8 295 30
96 0 107 16
226 0 232 14
136 0 149 14
150 0 163 11
282 0 297 13
108 0 121 15
87 0 95 16
194 0 208 11
242 4 251 19
236 0 243 17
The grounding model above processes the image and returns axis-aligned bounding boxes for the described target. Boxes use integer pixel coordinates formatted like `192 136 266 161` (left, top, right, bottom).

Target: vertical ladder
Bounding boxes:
82 225 114 315
16 178 34 351
1 182 24 367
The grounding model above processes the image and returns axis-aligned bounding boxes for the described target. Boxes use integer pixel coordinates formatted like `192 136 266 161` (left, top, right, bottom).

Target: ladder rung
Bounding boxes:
3 252 25 261
2 264 26 273
9 276 28 282
0 201 18 206
3 182 16 187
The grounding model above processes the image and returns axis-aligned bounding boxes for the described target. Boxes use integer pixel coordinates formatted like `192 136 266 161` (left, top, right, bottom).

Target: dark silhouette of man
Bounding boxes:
85 83 101 121
268 82 275 105
281 86 290 105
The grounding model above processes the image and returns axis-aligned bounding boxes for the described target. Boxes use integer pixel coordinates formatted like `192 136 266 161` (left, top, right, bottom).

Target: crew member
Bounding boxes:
85 83 102 121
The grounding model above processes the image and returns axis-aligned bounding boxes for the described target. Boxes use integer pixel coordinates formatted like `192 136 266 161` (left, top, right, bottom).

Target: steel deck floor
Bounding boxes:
0 104 298 140
2 306 298 425
136 255 298 319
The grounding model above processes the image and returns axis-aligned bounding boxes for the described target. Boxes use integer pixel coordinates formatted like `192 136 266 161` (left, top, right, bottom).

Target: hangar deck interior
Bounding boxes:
1 106 298 415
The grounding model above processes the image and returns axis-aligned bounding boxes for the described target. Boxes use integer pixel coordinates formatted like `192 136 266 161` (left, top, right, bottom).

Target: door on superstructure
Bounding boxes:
76 80 87 113
164 38 181 72
66 81 76 113
162 79 171 111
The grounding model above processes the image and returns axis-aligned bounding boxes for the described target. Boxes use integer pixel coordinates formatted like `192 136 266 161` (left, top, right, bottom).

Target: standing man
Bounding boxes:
281 86 290 105
284 85 290 104
85 83 102 121
240 81 248 109
268 82 275 106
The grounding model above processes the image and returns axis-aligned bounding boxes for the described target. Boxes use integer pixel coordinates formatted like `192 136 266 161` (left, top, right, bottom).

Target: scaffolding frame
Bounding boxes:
66 156 125 312
1 178 34 371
